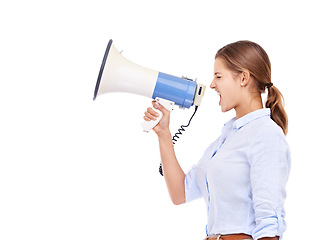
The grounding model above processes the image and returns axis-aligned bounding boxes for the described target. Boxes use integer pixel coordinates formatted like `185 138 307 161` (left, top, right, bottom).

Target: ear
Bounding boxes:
240 71 250 87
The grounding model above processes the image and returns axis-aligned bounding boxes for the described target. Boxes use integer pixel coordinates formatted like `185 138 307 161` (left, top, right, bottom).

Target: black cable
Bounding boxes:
159 105 199 176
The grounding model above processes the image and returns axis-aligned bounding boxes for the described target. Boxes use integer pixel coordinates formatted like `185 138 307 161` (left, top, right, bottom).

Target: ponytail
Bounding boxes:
266 85 288 135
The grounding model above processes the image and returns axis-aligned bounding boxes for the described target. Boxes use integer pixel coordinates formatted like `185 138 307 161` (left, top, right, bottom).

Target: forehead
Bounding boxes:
214 58 228 73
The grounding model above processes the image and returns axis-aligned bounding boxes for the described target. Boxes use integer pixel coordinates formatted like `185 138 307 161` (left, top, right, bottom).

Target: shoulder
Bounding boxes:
253 117 287 145
247 116 289 153
246 117 291 166
237 115 286 147
240 113 284 141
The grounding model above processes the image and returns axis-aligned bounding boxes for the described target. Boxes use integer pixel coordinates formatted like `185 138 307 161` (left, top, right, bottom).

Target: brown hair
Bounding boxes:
215 40 288 135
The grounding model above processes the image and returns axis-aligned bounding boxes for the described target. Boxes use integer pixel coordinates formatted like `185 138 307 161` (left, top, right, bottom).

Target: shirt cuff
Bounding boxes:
184 165 202 203
252 207 286 240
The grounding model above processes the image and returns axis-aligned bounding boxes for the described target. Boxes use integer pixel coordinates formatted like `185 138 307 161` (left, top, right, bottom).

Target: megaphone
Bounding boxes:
94 39 206 132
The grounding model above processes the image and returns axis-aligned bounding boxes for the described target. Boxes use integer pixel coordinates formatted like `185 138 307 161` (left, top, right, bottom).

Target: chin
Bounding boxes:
220 106 228 112
220 105 233 113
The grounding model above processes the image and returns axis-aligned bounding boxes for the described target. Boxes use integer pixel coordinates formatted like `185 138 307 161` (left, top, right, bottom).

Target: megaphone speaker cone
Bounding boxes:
93 39 159 100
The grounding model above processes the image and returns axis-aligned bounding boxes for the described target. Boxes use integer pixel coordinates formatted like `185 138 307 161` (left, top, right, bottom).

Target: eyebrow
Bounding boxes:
214 72 221 75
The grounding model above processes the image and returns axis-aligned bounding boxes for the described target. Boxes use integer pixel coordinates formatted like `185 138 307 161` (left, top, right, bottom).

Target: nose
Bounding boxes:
210 79 216 89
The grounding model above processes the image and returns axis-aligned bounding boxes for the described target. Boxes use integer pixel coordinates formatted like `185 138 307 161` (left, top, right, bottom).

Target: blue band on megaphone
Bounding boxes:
152 72 196 108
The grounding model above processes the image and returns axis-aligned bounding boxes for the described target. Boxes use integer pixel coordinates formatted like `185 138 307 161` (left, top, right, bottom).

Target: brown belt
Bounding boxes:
204 233 253 240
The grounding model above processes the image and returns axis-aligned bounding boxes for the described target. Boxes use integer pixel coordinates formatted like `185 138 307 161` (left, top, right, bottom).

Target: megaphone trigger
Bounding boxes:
141 97 174 132
154 97 175 112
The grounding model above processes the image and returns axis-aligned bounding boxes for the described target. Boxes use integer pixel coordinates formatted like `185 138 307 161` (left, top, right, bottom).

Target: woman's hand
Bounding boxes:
143 100 171 135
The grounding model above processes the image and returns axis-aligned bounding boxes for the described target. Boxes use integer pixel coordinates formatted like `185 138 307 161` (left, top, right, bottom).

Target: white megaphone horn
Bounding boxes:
93 39 206 132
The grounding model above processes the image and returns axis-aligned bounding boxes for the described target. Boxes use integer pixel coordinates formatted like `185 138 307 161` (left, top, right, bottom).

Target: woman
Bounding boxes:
144 41 291 240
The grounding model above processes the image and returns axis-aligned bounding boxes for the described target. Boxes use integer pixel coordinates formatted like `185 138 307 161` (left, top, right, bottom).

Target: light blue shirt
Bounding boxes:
184 108 291 240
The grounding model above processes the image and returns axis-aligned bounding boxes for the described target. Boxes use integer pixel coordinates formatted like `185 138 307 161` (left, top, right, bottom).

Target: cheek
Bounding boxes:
228 88 240 101
220 82 241 106
222 80 238 97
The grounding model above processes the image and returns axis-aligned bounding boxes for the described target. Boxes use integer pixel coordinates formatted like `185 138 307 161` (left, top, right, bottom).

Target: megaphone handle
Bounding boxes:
141 108 163 132
141 97 174 132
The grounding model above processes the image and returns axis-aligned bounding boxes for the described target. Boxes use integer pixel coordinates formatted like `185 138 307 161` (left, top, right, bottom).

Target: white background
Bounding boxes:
1 0 317 239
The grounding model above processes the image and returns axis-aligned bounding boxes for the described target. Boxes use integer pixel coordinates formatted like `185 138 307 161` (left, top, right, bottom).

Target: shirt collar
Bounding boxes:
233 108 271 129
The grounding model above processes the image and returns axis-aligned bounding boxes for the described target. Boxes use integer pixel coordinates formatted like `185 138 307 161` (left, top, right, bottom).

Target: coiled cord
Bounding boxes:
159 105 199 176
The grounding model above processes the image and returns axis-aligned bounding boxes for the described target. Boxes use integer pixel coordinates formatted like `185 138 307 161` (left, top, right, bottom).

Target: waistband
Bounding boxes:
204 233 253 240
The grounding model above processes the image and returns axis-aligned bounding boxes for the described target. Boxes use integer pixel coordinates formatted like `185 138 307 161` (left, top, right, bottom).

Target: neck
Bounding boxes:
235 96 263 119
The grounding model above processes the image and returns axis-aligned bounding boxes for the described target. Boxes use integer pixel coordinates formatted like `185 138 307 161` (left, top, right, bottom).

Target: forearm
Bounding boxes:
157 129 186 205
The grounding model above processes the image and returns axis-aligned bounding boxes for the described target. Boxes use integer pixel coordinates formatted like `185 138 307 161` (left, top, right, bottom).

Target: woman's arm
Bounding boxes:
144 101 186 205
248 127 291 240
157 129 186 205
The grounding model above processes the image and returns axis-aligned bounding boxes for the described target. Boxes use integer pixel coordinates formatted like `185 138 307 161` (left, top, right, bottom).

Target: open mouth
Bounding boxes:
217 92 221 105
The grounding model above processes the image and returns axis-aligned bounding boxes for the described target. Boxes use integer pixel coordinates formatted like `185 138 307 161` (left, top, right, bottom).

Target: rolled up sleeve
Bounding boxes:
184 165 202 203
248 128 291 240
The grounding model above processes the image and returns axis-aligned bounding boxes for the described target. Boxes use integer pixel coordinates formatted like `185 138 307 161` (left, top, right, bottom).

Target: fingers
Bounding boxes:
144 107 160 121
143 100 170 125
